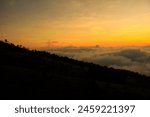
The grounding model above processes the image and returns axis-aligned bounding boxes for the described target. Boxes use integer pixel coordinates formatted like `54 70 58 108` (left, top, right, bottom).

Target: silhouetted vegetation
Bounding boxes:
0 40 150 99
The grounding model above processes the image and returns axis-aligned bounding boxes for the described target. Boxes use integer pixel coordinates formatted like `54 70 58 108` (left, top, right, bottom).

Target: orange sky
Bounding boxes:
0 0 150 48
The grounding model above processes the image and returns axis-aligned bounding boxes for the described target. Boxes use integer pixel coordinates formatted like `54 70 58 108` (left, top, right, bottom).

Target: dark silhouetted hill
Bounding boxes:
0 40 150 99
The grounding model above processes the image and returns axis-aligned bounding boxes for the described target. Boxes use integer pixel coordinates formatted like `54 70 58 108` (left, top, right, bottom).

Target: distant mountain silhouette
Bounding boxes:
0 40 150 99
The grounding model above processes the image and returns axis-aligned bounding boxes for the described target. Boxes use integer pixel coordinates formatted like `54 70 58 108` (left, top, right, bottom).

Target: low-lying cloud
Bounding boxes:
46 46 150 76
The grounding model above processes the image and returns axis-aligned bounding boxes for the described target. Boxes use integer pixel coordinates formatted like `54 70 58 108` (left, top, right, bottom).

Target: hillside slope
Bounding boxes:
0 40 150 99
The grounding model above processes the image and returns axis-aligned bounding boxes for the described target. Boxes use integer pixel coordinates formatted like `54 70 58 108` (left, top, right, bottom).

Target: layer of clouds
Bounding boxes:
46 46 150 76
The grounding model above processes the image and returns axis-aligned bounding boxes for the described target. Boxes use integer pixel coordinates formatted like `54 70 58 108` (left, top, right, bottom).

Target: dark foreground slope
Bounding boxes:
0 40 150 99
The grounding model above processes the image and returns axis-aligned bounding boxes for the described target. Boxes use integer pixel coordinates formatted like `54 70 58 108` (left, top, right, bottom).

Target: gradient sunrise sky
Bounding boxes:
0 0 150 48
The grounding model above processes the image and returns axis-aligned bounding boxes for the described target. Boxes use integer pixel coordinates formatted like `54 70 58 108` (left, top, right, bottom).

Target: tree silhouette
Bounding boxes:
4 39 8 43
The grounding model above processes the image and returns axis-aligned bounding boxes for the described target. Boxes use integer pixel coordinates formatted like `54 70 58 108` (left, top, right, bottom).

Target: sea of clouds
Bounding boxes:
46 46 150 76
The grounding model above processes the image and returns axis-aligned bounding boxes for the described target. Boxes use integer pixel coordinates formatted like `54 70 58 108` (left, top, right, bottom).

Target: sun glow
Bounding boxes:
0 0 150 48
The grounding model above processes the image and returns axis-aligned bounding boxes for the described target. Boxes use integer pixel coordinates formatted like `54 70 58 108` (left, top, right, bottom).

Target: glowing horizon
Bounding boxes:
0 0 150 49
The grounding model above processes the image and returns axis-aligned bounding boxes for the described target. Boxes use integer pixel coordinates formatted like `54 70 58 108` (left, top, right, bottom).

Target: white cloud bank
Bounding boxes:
46 46 150 76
